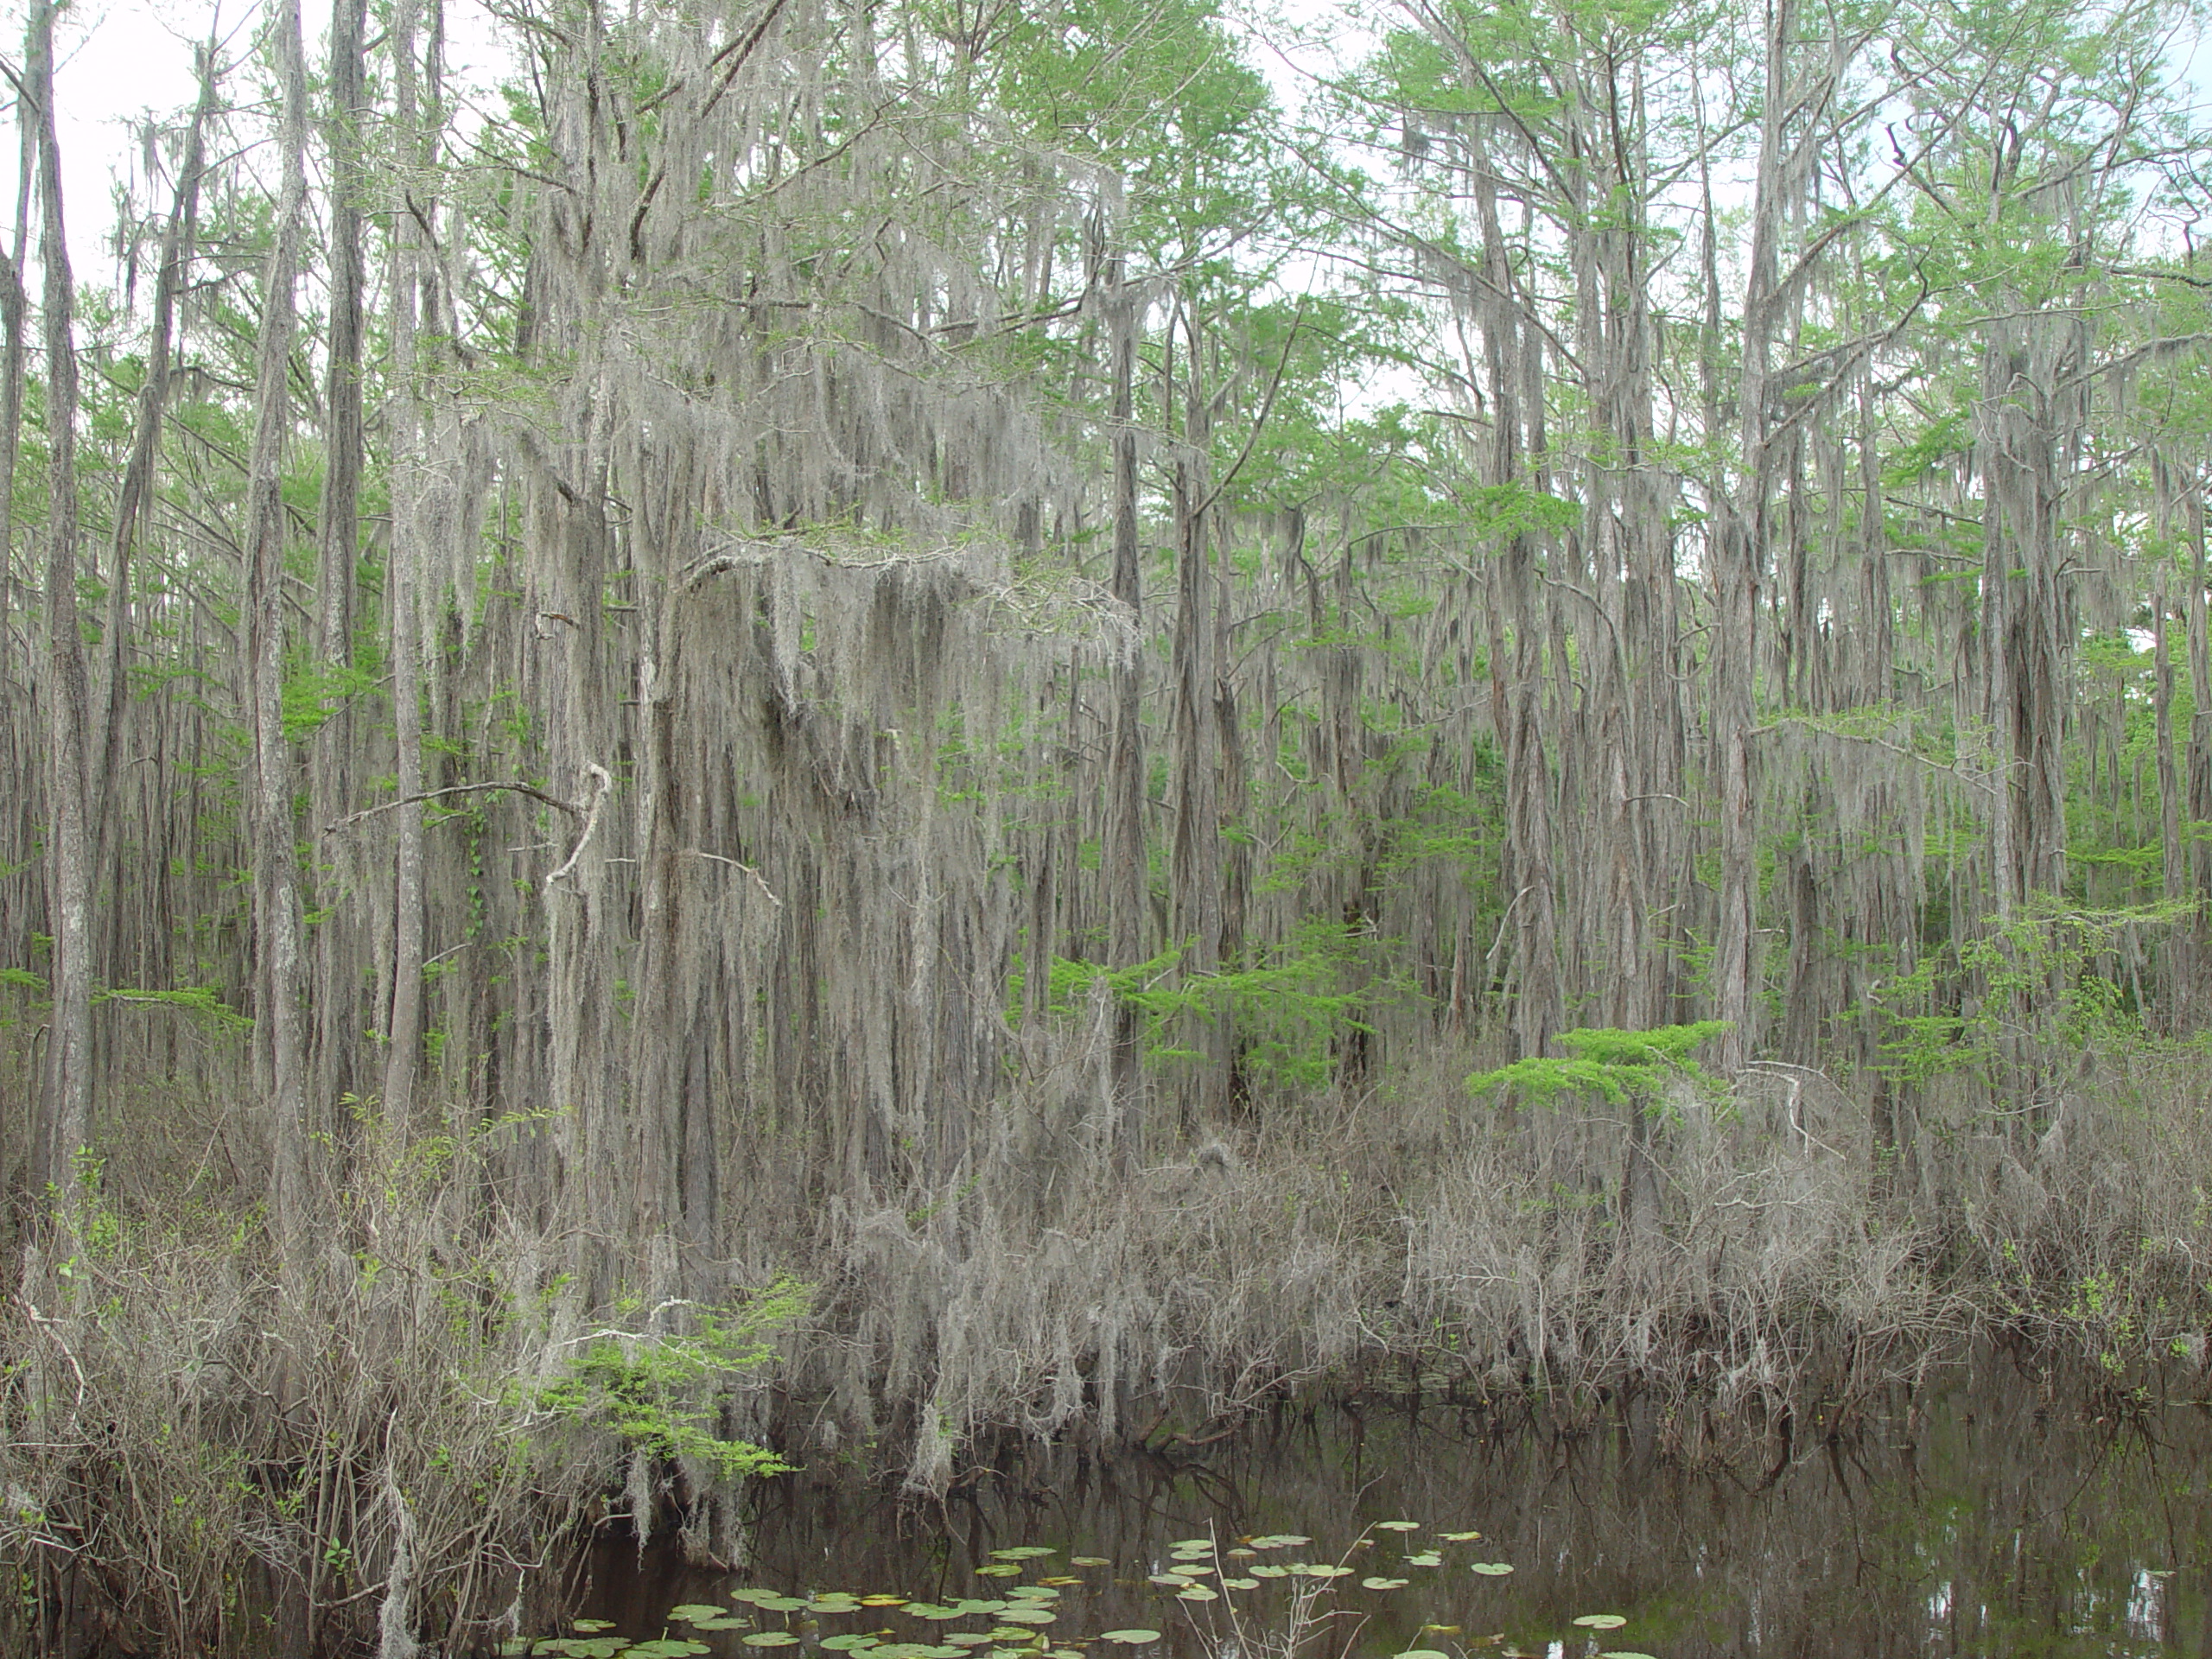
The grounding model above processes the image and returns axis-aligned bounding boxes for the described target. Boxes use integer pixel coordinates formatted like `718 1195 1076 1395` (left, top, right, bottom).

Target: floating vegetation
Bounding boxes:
500 1516 1669 1658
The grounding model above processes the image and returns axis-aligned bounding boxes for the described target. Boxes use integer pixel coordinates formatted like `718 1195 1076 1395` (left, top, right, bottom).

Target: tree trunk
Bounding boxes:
245 0 313 1253
29 0 92 1220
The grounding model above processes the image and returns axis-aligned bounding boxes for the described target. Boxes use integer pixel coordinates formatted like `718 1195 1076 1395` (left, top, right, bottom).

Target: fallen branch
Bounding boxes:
325 781 584 834
546 765 613 890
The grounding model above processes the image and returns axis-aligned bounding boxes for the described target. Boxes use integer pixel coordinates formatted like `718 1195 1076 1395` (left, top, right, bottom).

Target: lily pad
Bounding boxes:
1372 1521 1421 1532
1469 1563 1515 1577
823 1637 884 1651
1404 1552 1442 1567
1440 1531 1483 1542
811 1596 866 1614
1147 1575 1188 1587
1246 1535 1310 1549
1246 1565 1290 1579
1169 1538 1215 1552
1069 1558 1112 1569
669 1607 728 1624
1394 1650 1454 1659
630 1643 712 1658
756 1597 810 1613
1218 1578 1259 1591
977 1565 1025 1578
574 1622 617 1634
743 1635 803 1648
1300 1565 1353 1579
861 1596 910 1608
730 1592 783 1606
1600 1651 1659 1658
1167 1565 1213 1579
693 1620 750 1633
1097 1633 1162 1646
993 1547 1058 1560
1361 1577 1408 1591
996 1609 1056 1625
1039 1576 1082 1587
1005 1586 1059 1601
1174 1586 1219 1602
1573 1616 1628 1630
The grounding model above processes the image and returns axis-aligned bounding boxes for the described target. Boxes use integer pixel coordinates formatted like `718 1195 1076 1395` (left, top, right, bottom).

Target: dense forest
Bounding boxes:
4 0 2212 1649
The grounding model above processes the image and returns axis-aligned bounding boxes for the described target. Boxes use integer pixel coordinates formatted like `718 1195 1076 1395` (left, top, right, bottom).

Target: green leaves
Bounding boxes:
1466 1022 1729 1107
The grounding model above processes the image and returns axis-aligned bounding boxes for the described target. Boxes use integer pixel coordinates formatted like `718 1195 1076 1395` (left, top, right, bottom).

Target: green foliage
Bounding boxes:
1051 924 1383 1088
533 1278 809 1482
91 984 251 1033
1467 1022 1730 1108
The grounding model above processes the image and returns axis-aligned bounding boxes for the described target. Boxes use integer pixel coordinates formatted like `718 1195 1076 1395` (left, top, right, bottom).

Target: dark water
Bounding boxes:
566 1361 2212 1659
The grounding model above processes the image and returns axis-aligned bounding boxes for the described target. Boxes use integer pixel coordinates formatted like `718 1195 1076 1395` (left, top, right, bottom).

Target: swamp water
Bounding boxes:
546 1361 2212 1659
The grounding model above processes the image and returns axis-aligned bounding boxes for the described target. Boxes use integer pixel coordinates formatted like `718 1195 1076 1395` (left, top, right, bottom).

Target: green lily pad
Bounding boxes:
730 1592 784 1606
1372 1522 1421 1532
1097 1633 1162 1646
573 1622 617 1634
1069 1558 1112 1569
1167 1565 1213 1579
743 1636 803 1649
995 1609 1056 1625
811 1596 866 1614
1300 1565 1353 1579
1394 1650 1454 1659
1404 1552 1441 1567
861 1596 910 1608
1469 1562 1515 1577
1573 1615 1627 1630
1600 1651 1659 1658
822 1637 883 1650
1170 1538 1215 1551
756 1598 810 1613
992 1547 1058 1560
1005 1587 1058 1602
1246 1535 1309 1549
1218 1578 1259 1591
693 1619 750 1632
1147 1575 1186 1588
669 1607 728 1624
1174 1586 1219 1603
943 1635 997 1649
976 1566 1024 1579
630 1643 712 1658
1361 1577 1408 1591
1246 1565 1289 1579
1440 1531 1483 1542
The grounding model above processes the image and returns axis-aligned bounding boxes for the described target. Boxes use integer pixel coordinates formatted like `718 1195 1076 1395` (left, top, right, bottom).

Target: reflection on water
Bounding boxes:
577 1360 2212 1658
